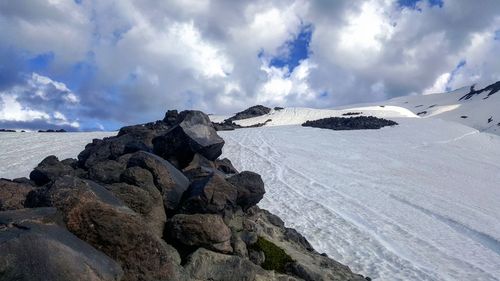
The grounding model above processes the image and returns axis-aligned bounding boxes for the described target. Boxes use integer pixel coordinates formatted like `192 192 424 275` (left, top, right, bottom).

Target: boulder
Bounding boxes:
77 134 151 169
0 179 34 211
25 175 127 213
182 153 220 181
0 208 123 281
88 159 126 184
227 171 266 210
215 158 239 175
180 173 237 214
184 248 298 281
66 201 183 281
29 155 74 186
163 109 179 125
169 214 232 253
108 169 166 237
153 110 224 168
226 105 272 122
127 151 189 212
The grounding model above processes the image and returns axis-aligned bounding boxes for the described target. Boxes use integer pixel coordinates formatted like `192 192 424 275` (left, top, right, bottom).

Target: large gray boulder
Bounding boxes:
169 214 232 253
180 173 237 214
127 151 189 213
227 171 266 210
29 155 74 186
153 110 224 168
0 179 34 211
0 208 123 281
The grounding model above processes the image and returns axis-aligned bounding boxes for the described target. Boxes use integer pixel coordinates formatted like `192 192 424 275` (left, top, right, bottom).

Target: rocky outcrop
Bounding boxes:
153 110 225 168
0 109 368 281
302 116 398 130
227 105 272 122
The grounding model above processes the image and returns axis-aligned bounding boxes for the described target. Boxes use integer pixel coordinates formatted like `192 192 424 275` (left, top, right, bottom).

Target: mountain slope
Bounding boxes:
386 81 500 135
219 118 500 280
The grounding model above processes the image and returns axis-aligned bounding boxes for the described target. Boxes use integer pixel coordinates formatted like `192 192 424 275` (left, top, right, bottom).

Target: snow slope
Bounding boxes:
219 119 500 281
385 82 500 135
211 106 417 127
0 132 113 179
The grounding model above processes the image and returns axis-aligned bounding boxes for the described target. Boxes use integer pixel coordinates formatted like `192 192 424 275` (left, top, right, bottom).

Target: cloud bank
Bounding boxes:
1 0 499 130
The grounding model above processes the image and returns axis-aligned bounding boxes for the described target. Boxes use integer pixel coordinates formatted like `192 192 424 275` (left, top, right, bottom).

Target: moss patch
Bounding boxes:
250 236 294 273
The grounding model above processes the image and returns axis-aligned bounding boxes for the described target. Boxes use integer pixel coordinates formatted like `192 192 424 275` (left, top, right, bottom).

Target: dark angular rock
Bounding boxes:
0 208 123 281
163 109 179 125
29 155 74 186
227 171 266 210
153 110 224 168
182 153 220 181
169 213 233 253
88 159 126 184
24 175 126 213
180 173 237 214
127 151 189 213
0 179 34 211
77 134 151 169
226 105 271 122
215 158 239 175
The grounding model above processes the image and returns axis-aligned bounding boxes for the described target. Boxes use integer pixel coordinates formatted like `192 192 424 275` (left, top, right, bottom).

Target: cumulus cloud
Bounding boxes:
0 73 80 130
0 0 500 130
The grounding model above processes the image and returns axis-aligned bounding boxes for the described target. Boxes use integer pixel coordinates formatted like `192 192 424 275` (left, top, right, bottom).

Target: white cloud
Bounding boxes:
0 73 80 129
0 94 49 122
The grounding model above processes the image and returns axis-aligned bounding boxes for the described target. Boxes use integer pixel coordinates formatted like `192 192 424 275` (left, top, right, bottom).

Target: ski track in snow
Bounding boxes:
219 119 500 281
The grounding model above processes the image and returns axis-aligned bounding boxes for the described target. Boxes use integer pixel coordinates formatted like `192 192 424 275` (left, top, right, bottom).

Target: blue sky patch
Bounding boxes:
494 30 500 41
398 0 443 10
269 23 313 73
27 52 54 71
445 59 466 92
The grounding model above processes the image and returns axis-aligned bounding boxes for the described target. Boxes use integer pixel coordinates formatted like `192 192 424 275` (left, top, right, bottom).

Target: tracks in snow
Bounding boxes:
220 127 500 281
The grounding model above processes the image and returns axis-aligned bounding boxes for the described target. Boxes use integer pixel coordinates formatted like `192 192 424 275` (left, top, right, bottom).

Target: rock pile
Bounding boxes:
302 116 398 130
0 109 368 281
226 105 271 122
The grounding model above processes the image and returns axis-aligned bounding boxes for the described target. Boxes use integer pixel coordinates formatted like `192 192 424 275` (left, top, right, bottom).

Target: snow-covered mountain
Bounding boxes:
387 81 500 135
212 80 500 136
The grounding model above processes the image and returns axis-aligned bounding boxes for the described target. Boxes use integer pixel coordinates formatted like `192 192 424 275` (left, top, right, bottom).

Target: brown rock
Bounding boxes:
169 213 232 254
0 179 34 211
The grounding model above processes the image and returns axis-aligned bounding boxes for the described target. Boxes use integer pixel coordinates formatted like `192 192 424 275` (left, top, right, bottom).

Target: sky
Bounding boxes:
0 0 499 131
